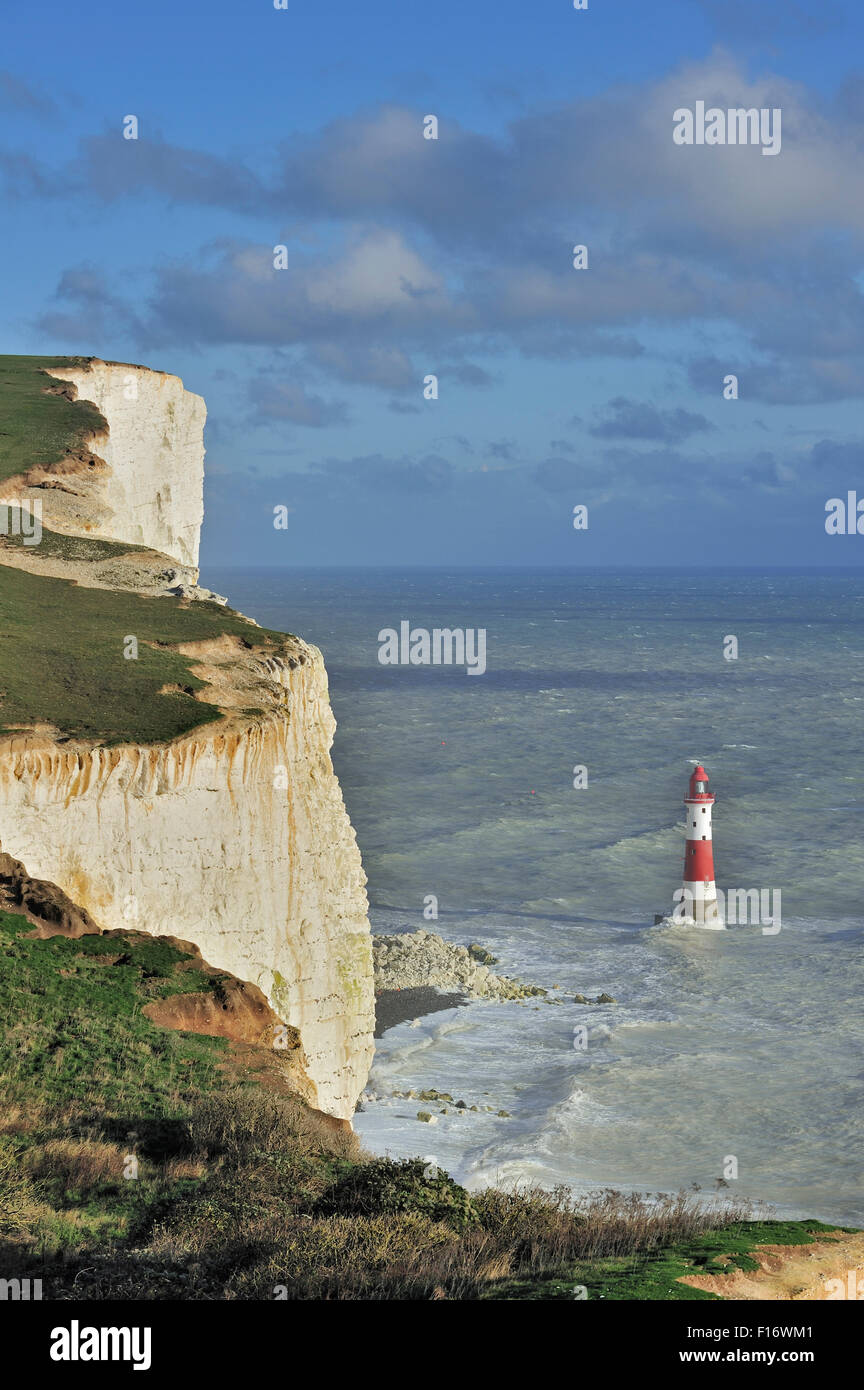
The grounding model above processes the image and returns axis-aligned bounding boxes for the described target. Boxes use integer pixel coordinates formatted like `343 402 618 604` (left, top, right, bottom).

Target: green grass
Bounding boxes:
0 909 360 1269
0 564 286 743
1 520 148 562
0 356 105 485
483 1218 856 1300
0 911 228 1118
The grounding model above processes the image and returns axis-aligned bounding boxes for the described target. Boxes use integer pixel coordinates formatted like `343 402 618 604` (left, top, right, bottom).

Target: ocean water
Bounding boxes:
207 567 864 1225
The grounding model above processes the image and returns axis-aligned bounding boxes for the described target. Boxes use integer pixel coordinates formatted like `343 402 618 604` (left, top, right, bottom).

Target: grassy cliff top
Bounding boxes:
0 564 286 745
0 357 294 746
0 356 106 485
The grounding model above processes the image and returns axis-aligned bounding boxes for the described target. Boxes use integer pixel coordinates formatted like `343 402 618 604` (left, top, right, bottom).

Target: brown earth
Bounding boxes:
143 974 294 1049
0 847 100 937
678 1230 864 1300
6 445 108 492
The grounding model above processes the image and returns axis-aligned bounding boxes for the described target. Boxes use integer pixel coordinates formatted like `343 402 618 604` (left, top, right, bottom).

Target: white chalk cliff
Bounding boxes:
11 360 205 571
0 362 374 1119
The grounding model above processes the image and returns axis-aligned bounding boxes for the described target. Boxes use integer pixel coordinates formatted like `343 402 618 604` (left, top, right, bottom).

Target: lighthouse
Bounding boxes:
681 764 722 927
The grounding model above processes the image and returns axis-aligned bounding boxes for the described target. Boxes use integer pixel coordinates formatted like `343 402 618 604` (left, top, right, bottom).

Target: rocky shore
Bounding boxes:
372 928 616 1039
373 929 547 1004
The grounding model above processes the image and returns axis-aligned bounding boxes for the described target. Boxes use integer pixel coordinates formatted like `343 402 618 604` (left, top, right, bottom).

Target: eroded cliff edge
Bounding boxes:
0 357 374 1120
5 358 205 569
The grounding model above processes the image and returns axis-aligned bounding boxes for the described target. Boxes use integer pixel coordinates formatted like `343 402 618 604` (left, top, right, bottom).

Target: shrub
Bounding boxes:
473 1183 754 1264
182 1089 358 1165
316 1157 480 1232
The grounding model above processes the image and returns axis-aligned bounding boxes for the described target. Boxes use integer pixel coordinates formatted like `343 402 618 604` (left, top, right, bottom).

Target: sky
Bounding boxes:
1 0 862 569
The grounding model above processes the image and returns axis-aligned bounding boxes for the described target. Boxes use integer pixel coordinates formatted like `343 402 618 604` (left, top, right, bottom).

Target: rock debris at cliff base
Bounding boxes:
372 928 614 1009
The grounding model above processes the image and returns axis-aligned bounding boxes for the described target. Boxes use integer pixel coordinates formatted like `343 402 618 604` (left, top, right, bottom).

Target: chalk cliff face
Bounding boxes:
14 360 205 570
0 362 374 1119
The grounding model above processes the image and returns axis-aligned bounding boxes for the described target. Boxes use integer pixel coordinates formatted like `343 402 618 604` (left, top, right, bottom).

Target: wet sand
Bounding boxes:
374 987 468 1037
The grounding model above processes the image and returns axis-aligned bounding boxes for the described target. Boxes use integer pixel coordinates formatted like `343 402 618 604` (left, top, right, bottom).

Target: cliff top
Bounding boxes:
0 356 106 486
0 355 306 747
0 562 299 744
0 355 189 491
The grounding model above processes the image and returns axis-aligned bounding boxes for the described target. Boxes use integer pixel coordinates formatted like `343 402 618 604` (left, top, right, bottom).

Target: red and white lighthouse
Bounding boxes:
681 764 721 926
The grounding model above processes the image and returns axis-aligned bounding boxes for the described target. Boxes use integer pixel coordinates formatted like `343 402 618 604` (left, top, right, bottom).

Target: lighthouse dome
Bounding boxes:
689 765 711 798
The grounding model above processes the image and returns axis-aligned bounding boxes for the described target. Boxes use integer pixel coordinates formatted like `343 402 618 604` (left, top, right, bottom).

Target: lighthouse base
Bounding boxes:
657 908 726 931
663 889 722 934
673 884 725 929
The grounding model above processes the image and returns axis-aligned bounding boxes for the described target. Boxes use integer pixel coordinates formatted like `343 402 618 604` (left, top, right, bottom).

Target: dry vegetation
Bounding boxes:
2 909 839 1301
2 1086 762 1301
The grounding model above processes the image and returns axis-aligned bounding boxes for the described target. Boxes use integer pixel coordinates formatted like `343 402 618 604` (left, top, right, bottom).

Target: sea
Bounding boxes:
206 567 864 1226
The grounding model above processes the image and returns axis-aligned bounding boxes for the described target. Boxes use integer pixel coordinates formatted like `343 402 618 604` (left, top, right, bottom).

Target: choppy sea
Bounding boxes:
207 567 864 1225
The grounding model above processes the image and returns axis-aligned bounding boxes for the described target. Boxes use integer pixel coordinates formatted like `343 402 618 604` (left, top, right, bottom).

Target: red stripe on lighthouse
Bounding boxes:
683 838 715 883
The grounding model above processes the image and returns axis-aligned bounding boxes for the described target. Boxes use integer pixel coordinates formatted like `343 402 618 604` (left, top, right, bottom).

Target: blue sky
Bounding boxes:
1 0 862 568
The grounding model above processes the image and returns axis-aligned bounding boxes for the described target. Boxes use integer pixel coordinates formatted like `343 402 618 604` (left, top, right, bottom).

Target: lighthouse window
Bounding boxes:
701 808 706 814
695 781 706 792
702 835 706 840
